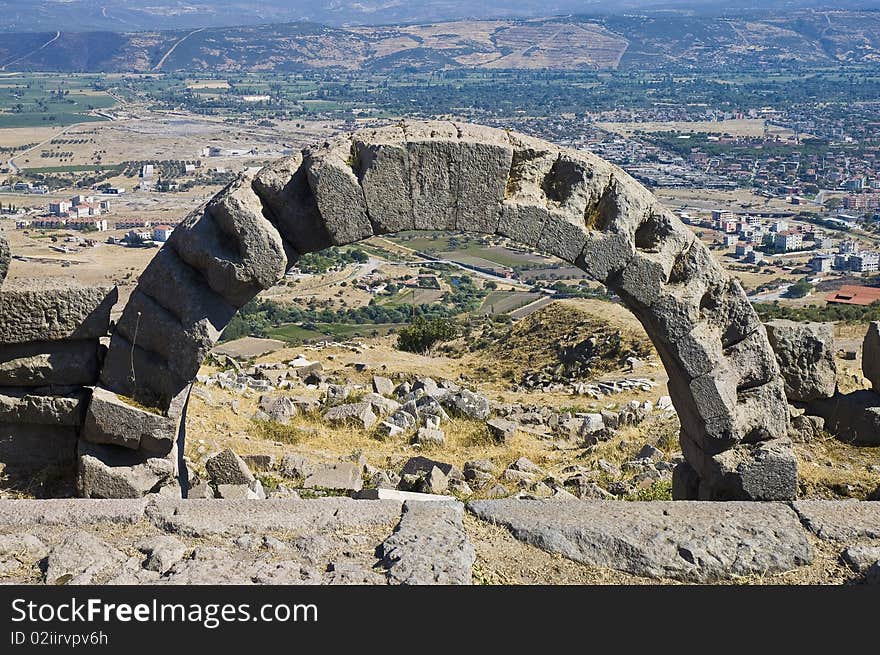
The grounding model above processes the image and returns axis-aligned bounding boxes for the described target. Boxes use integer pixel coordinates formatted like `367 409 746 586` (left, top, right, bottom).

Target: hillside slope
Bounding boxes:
2 11 879 73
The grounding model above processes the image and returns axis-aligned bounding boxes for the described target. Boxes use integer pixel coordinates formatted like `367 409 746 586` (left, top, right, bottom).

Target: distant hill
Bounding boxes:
1 11 879 73
1 1 877 33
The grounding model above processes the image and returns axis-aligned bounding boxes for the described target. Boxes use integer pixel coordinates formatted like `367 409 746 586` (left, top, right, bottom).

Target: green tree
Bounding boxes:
787 278 813 299
396 316 459 354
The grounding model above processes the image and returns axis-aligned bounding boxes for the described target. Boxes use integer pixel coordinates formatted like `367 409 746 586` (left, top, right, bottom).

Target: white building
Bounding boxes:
774 231 803 252
850 252 880 273
809 255 833 273
152 225 173 242
48 200 71 216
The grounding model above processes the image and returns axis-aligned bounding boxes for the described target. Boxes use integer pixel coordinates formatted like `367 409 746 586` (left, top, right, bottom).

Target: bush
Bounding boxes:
397 316 459 354
786 278 813 298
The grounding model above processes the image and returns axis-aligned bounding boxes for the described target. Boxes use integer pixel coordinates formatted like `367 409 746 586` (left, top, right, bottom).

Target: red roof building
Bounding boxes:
826 285 880 306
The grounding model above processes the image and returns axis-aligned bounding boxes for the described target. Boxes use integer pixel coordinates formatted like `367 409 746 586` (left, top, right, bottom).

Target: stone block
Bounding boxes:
82 386 176 454
0 340 101 387
0 280 116 345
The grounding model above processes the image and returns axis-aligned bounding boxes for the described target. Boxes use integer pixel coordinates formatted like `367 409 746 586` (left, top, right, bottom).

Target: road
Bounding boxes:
6 123 81 174
0 31 61 71
749 284 793 302
153 28 205 71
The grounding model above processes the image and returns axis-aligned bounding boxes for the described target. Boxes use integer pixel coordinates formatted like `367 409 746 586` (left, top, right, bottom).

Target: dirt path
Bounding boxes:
153 28 205 71
0 31 61 71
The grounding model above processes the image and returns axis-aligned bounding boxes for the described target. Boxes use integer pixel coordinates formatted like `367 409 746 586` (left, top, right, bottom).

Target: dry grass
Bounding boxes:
795 436 880 500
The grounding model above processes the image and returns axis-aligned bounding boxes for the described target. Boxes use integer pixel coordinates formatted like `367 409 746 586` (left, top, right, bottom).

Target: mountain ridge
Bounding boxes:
1 11 879 73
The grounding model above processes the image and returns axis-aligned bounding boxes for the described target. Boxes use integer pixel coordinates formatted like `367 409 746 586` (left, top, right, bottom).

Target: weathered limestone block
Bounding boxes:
324 402 378 430
113 289 220 384
169 174 287 307
251 152 332 254
0 230 9 285
0 422 78 478
82 386 176 455
303 137 373 245
352 124 414 234
76 441 177 499
467 499 812 582
496 132 558 246
379 500 474 585
765 319 837 402
99 332 187 411
863 321 880 392
404 121 460 230
134 247 237 330
806 390 880 445
205 448 254 486
0 280 116 345
454 123 513 234
0 340 101 386
0 388 87 426
680 432 798 501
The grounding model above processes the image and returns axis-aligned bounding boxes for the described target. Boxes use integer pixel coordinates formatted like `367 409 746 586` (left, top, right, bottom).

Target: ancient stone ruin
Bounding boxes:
1 121 800 500
0 273 117 490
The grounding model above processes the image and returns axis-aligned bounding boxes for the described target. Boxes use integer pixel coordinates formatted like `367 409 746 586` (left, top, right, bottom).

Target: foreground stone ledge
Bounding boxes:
0 498 148 526
144 498 404 537
792 500 880 542
467 498 814 582
379 500 474 585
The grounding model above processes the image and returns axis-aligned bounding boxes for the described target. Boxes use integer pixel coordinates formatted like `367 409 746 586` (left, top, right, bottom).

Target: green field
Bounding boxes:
0 74 116 128
477 291 540 315
268 322 403 343
381 288 443 308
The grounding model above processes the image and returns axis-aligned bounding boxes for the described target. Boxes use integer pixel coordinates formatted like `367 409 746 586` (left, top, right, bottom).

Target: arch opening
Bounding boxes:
77 121 795 501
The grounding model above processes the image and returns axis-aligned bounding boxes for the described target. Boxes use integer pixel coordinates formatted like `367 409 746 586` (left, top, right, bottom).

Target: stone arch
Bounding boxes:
79 121 795 501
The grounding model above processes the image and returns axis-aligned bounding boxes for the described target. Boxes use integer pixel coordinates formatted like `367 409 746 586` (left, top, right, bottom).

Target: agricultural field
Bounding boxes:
0 73 115 128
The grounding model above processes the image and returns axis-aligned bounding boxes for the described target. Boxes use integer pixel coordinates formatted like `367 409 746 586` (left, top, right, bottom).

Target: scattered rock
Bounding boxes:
766 320 837 402
303 462 363 492
372 375 394 396
324 402 377 430
257 395 299 424
137 536 187 574
486 417 517 442
486 483 509 498
43 531 126 585
280 453 313 479
414 427 445 447
789 414 825 443
443 389 490 420
206 449 255 486
841 545 880 573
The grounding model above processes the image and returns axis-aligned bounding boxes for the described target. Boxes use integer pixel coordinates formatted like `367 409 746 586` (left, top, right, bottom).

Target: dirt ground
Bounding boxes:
597 118 797 139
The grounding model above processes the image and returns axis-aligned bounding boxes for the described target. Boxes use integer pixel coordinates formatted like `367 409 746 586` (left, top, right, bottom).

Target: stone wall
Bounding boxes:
0 273 116 493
